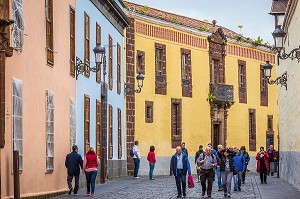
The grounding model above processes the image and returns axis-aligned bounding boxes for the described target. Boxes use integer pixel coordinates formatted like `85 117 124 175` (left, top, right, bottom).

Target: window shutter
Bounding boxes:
108 105 113 159
84 12 90 77
96 100 102 157
109 36 113 90
70 7 75 77
118 108 122 159
84 95 90 154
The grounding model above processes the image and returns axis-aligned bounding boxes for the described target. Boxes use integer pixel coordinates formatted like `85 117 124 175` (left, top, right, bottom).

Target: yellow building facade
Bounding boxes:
124 1 278 174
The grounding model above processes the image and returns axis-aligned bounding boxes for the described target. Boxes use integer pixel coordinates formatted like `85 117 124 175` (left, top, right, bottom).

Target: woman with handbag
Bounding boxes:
217 148 235 198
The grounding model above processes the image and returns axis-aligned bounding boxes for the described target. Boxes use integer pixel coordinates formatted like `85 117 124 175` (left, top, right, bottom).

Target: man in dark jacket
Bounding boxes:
181 142 188 156
170 146 191 198
65 145 83 195
267 145 278 176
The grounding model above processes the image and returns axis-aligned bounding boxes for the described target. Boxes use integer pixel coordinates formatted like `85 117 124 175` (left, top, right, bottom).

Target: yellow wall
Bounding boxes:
2 0 76 198
226 50 278 156
131 18 278 158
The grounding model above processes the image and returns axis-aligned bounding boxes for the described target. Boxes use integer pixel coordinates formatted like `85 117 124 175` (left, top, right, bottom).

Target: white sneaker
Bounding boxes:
134 176 140 179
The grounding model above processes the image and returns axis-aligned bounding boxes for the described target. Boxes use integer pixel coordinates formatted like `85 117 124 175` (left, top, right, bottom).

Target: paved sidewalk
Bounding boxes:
53 174 300 199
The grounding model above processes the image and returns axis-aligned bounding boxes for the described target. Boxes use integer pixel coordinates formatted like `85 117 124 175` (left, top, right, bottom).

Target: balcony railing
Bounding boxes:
210 83 234 103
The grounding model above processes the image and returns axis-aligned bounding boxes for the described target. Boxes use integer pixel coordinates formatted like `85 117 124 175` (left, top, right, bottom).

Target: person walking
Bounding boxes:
256 146 269 184
170 146 191 198
232 147 246 191
217 145 223 191
181 142 188 156
217 148 235 198
133 140 141 179
197 146 217 198
240 146 250 184
267 145 277 176
83 147 99 196
65 145 83 195
195 145 204 183
147 145 156 180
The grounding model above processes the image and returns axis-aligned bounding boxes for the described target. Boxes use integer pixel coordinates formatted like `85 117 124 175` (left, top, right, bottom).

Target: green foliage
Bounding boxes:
204 19 209 22
221 39 227 45
253 36 263 45
172 16 177 22
197 25 209 32
235 34 244 42
238 25 243 34
141 5 149 14
207 93 216 102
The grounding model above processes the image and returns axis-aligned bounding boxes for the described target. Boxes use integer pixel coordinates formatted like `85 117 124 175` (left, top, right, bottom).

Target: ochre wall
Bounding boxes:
132 18 278 159
2 0 76 198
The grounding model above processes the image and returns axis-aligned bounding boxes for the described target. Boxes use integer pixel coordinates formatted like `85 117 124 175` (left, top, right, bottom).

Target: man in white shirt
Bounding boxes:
133 140 140 178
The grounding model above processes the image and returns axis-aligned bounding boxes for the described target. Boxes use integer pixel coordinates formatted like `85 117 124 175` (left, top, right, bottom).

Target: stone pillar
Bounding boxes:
125 18 135 175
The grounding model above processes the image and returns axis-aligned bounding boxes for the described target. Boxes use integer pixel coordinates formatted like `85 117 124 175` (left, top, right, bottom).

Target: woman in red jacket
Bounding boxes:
256 146 269 184
83 147 100 196
147 146 156 180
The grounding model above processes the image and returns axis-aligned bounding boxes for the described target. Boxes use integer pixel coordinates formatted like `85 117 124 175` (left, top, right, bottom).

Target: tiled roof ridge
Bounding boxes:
123 0 272 49
123 0 237 37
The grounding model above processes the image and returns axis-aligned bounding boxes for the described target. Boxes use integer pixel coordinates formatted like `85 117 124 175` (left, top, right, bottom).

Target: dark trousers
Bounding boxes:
242 165 247 182
260 172 267 183
149 163 155 179
67 174 79 194
175 169 186 196
133 158 140 177
200 168 214 196
85 170 97 193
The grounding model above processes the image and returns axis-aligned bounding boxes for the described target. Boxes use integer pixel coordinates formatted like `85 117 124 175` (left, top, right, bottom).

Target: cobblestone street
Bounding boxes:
53 174 300 199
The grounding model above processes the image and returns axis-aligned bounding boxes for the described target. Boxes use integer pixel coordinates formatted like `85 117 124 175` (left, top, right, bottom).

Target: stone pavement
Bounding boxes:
53 174 300 199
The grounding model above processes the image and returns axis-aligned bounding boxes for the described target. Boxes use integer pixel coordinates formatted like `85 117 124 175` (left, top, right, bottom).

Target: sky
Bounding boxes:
126 0 275 45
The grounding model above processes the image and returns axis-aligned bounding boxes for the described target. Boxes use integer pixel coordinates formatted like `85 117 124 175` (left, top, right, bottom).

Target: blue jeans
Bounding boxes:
217 167 223 189
175 169 186 196
234 171 242 189
149 163 155 179
85 170 97 193
67 174 79 194
133 158 140 177
221 171 233 195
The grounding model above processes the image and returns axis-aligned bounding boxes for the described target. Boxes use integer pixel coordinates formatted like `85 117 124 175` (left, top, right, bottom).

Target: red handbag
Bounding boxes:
188 174 195 188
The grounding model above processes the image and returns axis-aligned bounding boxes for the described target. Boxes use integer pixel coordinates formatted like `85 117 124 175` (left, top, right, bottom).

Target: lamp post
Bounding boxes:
76 44 106 79
263 61 287 90
124 73 145 94
272 25 300 65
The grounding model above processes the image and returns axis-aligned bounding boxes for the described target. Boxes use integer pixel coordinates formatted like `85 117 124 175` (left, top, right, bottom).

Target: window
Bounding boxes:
70 98 76 151
84 12 90 77
136 50 145 74
145 101 153 123
181 48 192 97
155 43 167 95
109 35 113 90
108 105 113 159
12 0 24 51
46 90 54 172
267 115 273 131
12 78 23 171
118 108 122 159
117 43 121 94
171 98 182 148
96 100 102 157
84 95 90 154
46 0 54 65
249 109 256 151
260 65 268 106
70 7 75 77
96 23 101 83
238 60 247 103
212 59 224 84
155 48 162 79
181 53 189 82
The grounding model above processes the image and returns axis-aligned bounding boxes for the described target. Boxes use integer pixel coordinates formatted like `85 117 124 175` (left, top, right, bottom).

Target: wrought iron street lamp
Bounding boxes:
124 73 145 94
263 61 287 90
272 25 300 65
76 44 106 79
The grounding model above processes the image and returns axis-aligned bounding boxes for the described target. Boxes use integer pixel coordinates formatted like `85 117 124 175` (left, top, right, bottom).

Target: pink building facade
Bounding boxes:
0 0 76 198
